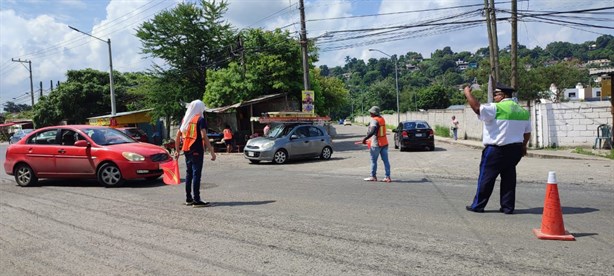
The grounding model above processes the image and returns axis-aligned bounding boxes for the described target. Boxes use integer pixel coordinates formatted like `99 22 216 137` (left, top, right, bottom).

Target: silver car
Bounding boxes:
244 123 333 164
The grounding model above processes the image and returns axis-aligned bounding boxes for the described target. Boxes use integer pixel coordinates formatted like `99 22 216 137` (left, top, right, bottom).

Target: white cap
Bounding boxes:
547 171 557 184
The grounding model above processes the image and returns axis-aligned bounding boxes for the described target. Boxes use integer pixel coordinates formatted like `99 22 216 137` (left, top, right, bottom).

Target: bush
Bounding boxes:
434 125 450 137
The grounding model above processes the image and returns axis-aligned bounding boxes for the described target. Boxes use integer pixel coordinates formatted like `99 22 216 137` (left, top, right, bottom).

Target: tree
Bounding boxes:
310 68 349 117
136 0 236 100
31 69 130 127
3 102 31 113
205 28 305 107
416 85 451 110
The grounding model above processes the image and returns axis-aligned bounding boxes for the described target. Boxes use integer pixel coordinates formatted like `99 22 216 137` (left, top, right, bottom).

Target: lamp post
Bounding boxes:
369 49 400 125
69 26 116 116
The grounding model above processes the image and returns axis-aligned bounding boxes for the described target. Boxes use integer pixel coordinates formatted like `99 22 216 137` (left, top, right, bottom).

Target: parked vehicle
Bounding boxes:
3 125 172 187
244 123 333 164
343 119 352 126
9 129 34 144
393 120 435 151
118 127 148 143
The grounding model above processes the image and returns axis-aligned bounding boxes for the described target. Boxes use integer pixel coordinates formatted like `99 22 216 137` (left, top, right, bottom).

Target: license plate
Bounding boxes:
248 151 254 157
415 133 424 137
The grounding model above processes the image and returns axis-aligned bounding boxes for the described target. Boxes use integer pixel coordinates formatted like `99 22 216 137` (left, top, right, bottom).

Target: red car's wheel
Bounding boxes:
14 163 38 187
98 163 125 187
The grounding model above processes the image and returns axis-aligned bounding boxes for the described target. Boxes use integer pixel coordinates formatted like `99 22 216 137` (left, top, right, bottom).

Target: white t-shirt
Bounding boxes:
478 99 531 146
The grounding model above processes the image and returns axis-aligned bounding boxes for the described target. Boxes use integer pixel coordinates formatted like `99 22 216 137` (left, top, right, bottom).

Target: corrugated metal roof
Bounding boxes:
207 93 286 113
87 108 154 119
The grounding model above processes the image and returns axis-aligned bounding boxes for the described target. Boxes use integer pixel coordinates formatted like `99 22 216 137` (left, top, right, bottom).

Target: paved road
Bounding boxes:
1 126 612 275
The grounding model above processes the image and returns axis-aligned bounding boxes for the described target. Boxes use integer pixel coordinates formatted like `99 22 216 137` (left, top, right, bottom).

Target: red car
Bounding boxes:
3 125 172 187
118 127 149 142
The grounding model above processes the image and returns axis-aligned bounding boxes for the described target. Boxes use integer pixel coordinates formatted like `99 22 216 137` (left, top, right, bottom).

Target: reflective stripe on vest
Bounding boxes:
181 115 201 151
374 116 388 147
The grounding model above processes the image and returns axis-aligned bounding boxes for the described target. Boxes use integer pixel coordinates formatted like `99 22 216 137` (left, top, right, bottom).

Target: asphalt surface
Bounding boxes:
0 126 612 275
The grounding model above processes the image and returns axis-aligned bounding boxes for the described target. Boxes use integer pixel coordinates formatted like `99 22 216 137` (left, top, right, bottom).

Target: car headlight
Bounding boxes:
261 141 275 150
122 152 145 161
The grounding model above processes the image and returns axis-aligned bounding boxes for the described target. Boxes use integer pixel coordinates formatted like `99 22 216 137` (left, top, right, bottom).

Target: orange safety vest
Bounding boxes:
374 116 388 147
181 115 201 151
223 128 233 140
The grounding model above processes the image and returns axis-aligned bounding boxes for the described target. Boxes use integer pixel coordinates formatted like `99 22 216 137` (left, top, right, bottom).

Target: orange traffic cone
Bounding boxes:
533 171 575 241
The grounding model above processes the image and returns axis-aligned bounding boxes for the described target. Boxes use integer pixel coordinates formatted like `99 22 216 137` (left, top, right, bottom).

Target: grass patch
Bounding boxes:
434 125 450 137
572 147 614 160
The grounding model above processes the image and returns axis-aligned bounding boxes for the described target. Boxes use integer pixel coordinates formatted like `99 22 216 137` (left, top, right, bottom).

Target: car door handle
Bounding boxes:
58 149 66 154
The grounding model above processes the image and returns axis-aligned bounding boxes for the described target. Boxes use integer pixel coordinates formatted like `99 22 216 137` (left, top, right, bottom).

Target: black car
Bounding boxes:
393 120 435 151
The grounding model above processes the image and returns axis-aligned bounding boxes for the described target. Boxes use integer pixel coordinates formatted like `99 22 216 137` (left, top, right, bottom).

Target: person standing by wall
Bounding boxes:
463 83 531 214
362 106 392 183
223 124 233 153
451 115 459 140
175 100 217 207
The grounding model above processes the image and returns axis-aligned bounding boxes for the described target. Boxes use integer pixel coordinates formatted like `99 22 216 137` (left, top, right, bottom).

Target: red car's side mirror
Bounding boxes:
74 140 90 147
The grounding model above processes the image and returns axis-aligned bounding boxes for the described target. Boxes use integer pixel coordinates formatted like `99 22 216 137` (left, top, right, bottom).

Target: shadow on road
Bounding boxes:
513 206 599 215
25 179 166 188
211 200 276 207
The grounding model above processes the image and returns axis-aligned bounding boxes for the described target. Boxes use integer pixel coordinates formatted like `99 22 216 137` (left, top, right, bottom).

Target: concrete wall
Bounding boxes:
355 101 612 148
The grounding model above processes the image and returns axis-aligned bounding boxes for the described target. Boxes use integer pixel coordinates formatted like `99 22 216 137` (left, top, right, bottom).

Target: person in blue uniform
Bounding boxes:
463 83 531 214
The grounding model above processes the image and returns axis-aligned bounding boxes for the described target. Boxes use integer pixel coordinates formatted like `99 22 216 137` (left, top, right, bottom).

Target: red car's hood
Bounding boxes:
106 142 167 155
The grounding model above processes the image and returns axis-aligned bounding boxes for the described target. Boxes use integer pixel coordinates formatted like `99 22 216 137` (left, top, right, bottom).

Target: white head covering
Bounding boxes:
180 100 206 132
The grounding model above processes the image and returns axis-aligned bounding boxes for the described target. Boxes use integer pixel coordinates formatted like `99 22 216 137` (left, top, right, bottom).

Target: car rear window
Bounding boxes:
403 122 430 129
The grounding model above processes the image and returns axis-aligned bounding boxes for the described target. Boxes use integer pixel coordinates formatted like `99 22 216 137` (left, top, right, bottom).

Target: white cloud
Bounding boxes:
1 0 612 110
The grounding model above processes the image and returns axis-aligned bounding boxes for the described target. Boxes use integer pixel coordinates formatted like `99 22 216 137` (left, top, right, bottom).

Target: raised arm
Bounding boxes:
463 85 480 115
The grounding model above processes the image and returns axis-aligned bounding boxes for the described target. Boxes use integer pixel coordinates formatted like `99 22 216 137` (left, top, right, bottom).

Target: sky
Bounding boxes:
1 0 612 111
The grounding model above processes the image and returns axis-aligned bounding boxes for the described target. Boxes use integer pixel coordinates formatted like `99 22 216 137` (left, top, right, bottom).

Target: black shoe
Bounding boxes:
192 201 212 208
466 205 484 213
499 208 514 214
185 199 194 206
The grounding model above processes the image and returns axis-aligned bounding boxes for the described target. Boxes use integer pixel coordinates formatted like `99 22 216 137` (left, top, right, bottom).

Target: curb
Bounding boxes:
435 137 606 161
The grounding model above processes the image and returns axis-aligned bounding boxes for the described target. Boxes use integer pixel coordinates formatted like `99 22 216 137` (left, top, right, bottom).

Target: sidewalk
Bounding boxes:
435 136 612 161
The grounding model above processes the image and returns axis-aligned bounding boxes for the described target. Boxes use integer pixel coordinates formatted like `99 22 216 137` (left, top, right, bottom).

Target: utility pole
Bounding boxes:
511 0 518 91
11 58 34 106
484 0 495 103
299 0 311 91
39 81 43 98
490 0 501 82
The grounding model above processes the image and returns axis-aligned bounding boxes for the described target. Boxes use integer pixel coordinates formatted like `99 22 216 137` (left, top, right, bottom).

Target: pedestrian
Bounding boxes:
174 100 217 207
362 106 392 183
263 123 271 136
451 115 459 140
223 124 233 153
463 83 531 214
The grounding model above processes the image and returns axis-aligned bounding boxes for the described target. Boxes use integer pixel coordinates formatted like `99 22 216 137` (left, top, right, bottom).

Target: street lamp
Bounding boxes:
69 26 116 116
369 49 400 125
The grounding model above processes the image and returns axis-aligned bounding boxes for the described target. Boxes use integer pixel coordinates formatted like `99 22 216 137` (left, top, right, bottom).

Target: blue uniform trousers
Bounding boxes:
470 143 523 212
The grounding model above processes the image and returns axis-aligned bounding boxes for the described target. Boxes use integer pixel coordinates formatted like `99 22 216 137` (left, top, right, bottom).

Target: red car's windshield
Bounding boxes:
84 128 137 145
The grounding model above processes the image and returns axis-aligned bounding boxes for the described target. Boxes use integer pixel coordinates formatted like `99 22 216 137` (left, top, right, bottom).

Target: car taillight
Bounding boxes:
402 131 408 138
428 129 434 136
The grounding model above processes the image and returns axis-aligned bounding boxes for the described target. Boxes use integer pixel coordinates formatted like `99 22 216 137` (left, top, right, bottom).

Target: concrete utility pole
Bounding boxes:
299 0 311 91
69 26 116 116
11 58 34 106
484 0 495 103
489 0 501 82
511 0 518 92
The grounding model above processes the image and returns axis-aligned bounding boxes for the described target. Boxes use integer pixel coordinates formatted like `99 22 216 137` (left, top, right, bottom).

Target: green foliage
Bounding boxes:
136 0 235 99
3 102 32 113
32 69 130 127
416 85 452 110
434 125 450 137
310 68 349 116
205 28 304 107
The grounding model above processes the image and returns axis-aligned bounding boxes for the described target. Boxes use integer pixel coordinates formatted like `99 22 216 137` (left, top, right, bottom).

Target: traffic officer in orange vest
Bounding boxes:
174 100 217 207
362 106 392 183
